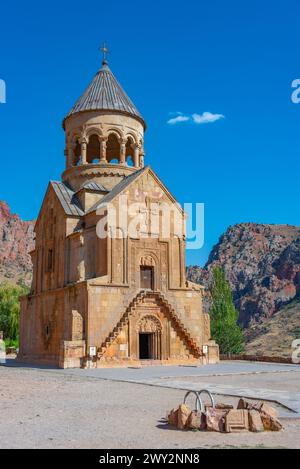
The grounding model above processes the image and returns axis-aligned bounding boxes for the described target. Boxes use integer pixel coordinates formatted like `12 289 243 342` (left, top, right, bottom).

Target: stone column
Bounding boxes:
80 138 87 165
134 145 140 168
100 137 107 163
120 139 126 165
107 227 113 283
179 237 186 288
139 149 145 168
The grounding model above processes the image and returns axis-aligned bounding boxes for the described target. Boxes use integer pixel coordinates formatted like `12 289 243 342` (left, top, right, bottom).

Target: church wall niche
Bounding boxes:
68 234 85 283
71 310 85 341
129 239 169 292
95 235 108 278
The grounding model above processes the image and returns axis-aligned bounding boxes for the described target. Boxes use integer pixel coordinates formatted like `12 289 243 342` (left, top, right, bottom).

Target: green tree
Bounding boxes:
209 267 245 354
0 282 29 342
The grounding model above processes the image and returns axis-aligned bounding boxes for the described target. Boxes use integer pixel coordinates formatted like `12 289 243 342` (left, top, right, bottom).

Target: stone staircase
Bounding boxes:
97 290 203 360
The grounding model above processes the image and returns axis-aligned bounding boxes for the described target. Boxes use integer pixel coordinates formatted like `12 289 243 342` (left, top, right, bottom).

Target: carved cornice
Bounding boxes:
62 164 138 185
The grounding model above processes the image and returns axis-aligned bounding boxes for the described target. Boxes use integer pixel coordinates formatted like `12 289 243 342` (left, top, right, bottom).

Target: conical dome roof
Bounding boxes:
63 62 145 128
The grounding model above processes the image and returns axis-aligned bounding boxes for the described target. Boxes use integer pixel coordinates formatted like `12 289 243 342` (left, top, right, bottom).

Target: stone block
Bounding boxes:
177 404 192 430
260 412 283 431
167 407 179 427
260 403 278 420
225 409 249 433
206 408 227 433
186 411 206 430
237 398 265 412
248 410 264 432
237 398 248 409
215 402 234 410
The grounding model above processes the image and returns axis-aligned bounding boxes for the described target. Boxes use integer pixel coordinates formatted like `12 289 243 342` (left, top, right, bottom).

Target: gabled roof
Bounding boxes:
51 181 84 216
87 167 148 214
64 62 145 128
51 165 182 219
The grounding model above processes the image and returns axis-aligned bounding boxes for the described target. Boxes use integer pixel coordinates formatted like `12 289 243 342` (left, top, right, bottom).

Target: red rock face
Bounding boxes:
0 201 35 286
187 223 300 327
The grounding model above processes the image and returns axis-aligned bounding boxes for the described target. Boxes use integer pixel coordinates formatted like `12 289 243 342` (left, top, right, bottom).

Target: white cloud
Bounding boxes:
167 114 190 125
192 112 224 124
167 111 225 125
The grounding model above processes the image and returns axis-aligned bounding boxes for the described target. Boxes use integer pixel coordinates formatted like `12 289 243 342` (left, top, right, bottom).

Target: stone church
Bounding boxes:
18 53 219 368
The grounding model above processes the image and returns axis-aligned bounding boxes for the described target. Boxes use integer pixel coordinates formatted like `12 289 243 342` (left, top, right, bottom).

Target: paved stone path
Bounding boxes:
8 360 300 417
63 362 300 416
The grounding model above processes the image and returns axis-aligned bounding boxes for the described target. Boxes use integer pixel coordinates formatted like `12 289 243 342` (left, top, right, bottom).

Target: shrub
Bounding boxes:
0 282 29 341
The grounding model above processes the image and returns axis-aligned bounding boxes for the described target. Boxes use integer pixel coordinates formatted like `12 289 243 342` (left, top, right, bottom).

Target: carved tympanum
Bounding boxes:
136 315 162 333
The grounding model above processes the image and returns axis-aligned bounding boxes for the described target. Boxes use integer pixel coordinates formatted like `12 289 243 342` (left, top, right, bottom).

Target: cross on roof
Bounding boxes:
100 42 109 64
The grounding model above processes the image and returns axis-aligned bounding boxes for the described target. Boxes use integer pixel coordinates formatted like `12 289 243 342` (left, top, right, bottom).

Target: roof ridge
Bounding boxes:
76 181 110 193
50 181 84 217
87 166 148 214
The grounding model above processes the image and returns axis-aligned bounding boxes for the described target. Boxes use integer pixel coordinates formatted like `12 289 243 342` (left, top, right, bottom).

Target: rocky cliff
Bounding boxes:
244 300 300 357
0 201 35 286
187 223 300 327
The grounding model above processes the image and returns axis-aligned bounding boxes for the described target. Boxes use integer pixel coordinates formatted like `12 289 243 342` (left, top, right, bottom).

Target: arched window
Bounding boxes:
125 136 134 166
126 156 134 167
106 133 121 163
87 134 100 164
74 139 82 166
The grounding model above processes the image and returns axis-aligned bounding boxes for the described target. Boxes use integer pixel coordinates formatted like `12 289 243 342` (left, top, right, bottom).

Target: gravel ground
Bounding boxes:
1 366 300 449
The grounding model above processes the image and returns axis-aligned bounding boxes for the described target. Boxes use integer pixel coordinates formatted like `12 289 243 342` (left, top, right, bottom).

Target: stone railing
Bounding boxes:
220 353 299 364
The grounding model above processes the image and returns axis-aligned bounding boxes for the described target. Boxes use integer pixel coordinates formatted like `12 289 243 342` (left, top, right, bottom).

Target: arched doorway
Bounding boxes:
136 315 162 360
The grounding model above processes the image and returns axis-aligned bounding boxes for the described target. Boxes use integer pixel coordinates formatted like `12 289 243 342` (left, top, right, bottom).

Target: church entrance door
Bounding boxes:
139 333 154 359
136 313 162 360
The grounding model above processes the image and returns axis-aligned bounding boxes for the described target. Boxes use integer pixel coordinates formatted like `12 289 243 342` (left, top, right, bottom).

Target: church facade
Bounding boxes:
18 55 219 368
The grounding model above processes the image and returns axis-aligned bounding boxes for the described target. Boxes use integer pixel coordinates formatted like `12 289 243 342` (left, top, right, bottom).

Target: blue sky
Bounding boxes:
0 0 299 266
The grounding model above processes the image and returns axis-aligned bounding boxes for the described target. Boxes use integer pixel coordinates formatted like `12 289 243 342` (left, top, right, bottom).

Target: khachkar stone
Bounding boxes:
17 50 219 368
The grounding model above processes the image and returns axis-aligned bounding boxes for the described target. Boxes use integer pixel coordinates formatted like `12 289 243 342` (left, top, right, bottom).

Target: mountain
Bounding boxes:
244 300 300 357
187 223 300 327
0 201 35 286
